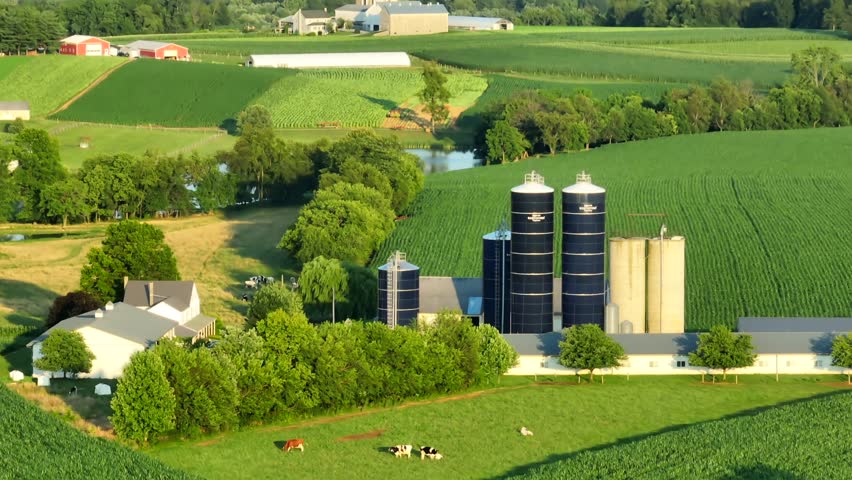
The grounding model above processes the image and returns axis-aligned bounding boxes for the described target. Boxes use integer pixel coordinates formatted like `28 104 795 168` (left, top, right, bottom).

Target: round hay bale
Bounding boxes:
9 370 24 382
94 383 112 396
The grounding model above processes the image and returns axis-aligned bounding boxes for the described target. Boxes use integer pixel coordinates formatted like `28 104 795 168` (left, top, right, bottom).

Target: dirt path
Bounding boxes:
336 429 385 442
48 59 131 116
259 381 578 434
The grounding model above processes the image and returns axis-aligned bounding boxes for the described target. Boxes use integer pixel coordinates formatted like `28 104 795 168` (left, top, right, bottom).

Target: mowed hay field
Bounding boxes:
146 376 849 480
0 207 297 334
0 56 126 116
373 128 852 331
53 60 287 127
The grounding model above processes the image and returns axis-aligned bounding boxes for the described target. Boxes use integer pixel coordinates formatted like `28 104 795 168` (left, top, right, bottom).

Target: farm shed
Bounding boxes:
59 35 111 56
448 16 514 30
418 276 483 324
0 101 30 121
353 4 384 32
380 2 449 36
125 40 189 60
279 9 334 35
27 280 215 379
246 52 411 69
335 4 368 24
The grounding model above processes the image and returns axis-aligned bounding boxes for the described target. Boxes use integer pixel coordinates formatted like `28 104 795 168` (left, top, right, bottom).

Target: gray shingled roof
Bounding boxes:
28 302 177 347
336 4 368 12
419 276 482 316
124 280 195 309
381 2 448 15
302 9 332 18
0 101 29 110
503 331 840 356
739 317 852 333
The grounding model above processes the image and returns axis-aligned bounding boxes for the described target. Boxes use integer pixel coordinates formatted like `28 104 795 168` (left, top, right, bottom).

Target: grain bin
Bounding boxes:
604 303 619 334
378 251 420 328
483 228 511 333
609 237 647 333
562 172 606 328
509 171 554 333
647 236 685 333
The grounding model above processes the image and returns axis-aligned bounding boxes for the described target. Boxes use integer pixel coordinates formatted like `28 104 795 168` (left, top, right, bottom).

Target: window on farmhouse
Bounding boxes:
649 361 658 368
814 360 823 367
676 360 687 368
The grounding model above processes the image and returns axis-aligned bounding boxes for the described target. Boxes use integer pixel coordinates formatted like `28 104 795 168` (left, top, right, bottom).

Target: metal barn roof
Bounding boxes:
448 16 511 28
126 40 183 51
419 276 483 316
336 4 368 12
0 101 29 110
61 35 105 44
124 280 196 310
381 2 448 15
738 317 852 333
246 52 410 69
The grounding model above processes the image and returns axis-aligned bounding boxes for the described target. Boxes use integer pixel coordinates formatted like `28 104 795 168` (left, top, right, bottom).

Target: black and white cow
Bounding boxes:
389 444 412 458
419 446 443 460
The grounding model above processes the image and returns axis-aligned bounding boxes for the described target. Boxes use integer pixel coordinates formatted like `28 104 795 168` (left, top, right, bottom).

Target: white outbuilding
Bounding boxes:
94 383 112 396
245 52 411 69
448 16 514 31
9 370 24 382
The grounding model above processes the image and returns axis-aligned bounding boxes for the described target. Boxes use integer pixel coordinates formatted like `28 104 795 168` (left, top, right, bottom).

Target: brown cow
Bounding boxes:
283 438 305 452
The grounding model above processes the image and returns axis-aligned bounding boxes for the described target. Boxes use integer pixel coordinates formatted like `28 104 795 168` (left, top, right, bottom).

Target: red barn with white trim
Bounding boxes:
60 35 111 56
125 40 190 60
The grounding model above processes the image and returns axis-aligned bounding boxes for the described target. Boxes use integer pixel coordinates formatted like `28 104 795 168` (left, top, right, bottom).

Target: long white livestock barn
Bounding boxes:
246 52 411 69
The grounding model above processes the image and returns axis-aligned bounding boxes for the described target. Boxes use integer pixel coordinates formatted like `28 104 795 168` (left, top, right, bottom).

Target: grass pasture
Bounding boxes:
373 128 852 331
146 376 848 480
0 56 126 116
53 59 287 127
0 57 29 82
513 389 852 479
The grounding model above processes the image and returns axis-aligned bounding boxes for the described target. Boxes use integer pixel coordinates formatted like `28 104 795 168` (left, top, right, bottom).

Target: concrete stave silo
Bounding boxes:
378 251 420 328
609 237 647 334
647 236 685 333
509 171 554 334
562 172 606 328
483 229 511 333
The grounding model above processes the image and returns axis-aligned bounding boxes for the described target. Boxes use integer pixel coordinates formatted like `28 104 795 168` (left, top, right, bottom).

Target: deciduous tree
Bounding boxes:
688 325 757 380
831 334 852 384
299 256 348 323
34 330 95 378
558 324 626 382
485 120 530 164
477 324 519 383
12 129 66 222
46 291 102 328
111 351 176 445
418 62 451 130
39 177 90 228
246 282 304 328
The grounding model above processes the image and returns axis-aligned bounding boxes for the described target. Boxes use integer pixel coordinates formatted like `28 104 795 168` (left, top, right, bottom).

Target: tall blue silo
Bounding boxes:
378 251 419 328
510 171 554 333
483 227 511 333
561 171 606 328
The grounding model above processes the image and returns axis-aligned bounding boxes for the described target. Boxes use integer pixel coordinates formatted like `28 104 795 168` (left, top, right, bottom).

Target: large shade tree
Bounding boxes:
688 325 757 381
831 334 852 384
34 330 95 378
80 221 180 303
558 324 626 382
110 351 176 445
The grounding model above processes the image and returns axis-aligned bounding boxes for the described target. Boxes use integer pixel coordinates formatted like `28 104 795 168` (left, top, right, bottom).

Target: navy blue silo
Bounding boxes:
483 229 511 333
510 172 554 333
562 172 606 328
378 252 419 327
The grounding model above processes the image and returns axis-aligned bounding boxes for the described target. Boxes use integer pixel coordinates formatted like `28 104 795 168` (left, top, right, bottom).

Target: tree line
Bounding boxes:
479 47 852 162
109 309 519 444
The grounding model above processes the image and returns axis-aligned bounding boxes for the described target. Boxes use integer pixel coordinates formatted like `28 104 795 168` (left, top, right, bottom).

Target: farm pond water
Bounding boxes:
405 149 481 174
0 232 86 242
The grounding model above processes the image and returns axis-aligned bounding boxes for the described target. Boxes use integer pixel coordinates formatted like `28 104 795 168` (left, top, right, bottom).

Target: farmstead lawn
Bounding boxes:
146 376 849 480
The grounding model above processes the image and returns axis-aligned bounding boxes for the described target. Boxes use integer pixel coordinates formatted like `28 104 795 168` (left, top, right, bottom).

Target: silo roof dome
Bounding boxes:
562 171 605 194
511 171 554 193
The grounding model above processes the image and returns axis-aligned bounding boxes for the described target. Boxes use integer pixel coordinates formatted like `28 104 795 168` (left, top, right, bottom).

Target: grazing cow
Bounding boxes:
520 426 534 436
389 444 412 458
244 279 257 289
282 439 305 452
68 386 78 396
419 446 442 460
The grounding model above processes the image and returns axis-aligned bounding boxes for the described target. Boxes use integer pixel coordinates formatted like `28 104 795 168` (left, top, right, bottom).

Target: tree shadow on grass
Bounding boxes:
0 279 59 328
718 464 805 480
360 95 398 112
489 390 848 479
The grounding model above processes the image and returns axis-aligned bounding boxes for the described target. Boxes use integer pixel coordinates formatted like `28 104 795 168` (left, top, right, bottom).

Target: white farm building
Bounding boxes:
448 16 514 31
246 52 411 69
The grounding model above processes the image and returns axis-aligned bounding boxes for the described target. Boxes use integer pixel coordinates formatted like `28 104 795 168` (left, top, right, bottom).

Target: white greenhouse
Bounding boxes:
245 52 411 69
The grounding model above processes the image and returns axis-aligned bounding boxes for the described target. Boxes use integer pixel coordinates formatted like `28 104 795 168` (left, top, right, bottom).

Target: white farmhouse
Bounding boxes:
29 281 215 379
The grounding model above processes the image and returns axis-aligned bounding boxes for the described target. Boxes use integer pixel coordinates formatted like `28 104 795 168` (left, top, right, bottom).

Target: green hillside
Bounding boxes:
511 391 852 479
53 59 287 127
373 128 852 330
0 385 198 479
0 56 126 116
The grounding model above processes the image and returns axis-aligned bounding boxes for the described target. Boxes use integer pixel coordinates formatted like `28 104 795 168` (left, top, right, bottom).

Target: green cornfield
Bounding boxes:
0 385 198 479
53 59 287 127
373 128 852 330
512 391 852 479
0 56 126 116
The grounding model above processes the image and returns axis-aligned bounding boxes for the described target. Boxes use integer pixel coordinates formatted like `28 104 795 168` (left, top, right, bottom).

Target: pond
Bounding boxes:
0 232 87 242
405 149 481 174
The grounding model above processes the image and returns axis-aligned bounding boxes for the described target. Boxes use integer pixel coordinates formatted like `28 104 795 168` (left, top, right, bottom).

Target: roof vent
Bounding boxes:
94 309 104 319
104 301 114 311
576 171 591 184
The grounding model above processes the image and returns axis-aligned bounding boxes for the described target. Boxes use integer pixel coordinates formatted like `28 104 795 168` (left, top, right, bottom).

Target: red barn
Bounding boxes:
125 40 189 60
59 35 111 56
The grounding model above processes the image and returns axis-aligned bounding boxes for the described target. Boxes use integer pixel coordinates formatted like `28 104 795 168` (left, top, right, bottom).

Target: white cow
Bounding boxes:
520 426 534 436
389 444 412 458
